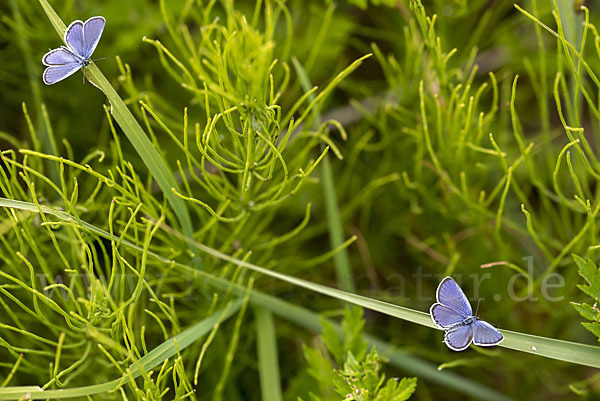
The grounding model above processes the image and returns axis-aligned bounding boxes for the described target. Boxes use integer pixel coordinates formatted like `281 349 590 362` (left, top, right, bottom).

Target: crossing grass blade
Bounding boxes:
3 197 600 370
0 197 511 401
255 308 283 401
0 300 242 400
291 56 357 293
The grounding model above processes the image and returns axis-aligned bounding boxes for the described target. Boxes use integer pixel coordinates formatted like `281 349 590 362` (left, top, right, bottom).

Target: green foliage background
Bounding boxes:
0 0 600 399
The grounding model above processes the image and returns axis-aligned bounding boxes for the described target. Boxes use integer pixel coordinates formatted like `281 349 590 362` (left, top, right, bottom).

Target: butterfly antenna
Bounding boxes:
91 57 110 63
474 298 481 317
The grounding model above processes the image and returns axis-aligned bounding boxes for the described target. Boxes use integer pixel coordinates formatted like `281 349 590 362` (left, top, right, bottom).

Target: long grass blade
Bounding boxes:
255 308 283 401
0 300 241 400
0 197 510 400
291 56 356 292
3 198 600 369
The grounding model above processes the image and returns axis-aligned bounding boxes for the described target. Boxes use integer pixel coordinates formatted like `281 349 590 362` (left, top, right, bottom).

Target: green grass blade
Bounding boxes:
291 56 356 292
3 199 600 370
255 308 283 401
189 241 600 368
9 0 58 185
0 198 510 399
0 300 242 400
320 156 356 292
36 0 196 260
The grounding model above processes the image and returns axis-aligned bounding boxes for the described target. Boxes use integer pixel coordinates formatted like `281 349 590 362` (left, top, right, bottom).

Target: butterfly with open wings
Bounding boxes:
430 276 504 351
42 16 106 85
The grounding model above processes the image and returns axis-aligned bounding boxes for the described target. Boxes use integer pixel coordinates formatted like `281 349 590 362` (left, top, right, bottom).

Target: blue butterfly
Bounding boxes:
430 276 504 351
42 16 106 85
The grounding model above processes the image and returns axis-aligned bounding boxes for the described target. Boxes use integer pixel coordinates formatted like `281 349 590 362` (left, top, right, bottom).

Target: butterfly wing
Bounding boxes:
430 303 464 328
82 16 106 59
64 20 85 56
472 320 504 346
444 324 473 351
42 47 79 66
43 63 82 85
436 276 472 317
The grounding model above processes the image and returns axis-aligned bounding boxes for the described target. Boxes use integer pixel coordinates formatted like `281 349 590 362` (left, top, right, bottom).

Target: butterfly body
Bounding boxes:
430 276 504 351
459 316 478 326
42 16 106 85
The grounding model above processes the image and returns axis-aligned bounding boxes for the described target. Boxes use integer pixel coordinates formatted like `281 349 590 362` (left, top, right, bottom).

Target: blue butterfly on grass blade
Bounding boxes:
430 276 504 351
42 16 106 85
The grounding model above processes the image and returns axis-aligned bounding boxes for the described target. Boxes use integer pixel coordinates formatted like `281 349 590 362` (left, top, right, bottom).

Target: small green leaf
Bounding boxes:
573 255 600 300
581 323 600 342
313 312 415 400
570 302 599 321
572 255 600 343
374 377 417 401
322 319 344 364
342 307 368 361
302 344 334 384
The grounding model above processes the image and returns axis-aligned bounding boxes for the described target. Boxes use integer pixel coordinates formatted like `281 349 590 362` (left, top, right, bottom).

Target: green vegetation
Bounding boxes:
0 0 600 399
572 255 600 342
